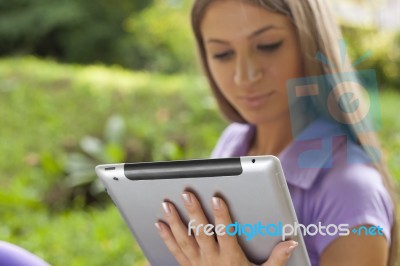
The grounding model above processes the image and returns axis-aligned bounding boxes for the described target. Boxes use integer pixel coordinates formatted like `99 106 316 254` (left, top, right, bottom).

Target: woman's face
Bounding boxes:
200 0 303 124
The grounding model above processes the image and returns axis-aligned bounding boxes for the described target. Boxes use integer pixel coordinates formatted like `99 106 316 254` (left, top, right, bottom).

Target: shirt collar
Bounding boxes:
278 117 350 189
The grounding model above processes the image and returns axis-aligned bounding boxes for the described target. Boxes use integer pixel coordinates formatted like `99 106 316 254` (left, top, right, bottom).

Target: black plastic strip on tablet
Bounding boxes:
124 158 242 180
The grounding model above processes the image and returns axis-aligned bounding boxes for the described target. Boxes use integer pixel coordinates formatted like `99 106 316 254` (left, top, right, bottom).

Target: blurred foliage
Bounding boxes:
0 56 225 209
341 25 400 90
66 115 128 195
43 115 130 210
54 113 188 209
0 0 196 73
1 0 399 81
121 0 195 73
0 204 146 266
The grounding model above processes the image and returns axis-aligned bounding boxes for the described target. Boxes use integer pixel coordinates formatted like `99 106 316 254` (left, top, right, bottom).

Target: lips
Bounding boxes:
238 91 275 107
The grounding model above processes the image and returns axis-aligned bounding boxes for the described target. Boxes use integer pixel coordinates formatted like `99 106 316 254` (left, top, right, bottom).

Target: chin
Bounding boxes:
240 109 289 125
240 114 275 125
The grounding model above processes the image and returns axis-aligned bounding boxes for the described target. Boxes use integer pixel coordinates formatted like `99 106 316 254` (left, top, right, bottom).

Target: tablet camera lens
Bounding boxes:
252 159 255 163
113 177 119 181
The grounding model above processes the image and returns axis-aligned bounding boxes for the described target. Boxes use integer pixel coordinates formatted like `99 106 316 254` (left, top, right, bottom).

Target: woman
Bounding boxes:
154 0 398 265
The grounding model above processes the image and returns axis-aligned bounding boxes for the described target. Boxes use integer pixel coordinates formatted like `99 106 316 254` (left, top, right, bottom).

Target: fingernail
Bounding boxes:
162 202 171 215
155 222 162 232
286 241 298 255
212 197 220 210
182 193 192 205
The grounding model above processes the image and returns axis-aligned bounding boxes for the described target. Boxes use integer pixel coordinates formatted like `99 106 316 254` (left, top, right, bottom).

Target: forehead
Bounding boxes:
200 0 290 40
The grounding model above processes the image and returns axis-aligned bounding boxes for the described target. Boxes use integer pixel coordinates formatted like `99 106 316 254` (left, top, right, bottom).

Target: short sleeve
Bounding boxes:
210 123 253 158
307 162 394 255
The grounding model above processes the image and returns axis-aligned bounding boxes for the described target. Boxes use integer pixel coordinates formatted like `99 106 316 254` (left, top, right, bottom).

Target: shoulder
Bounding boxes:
318 140 389 204
319 158 390 211
210 123 253 158
308 140 394 254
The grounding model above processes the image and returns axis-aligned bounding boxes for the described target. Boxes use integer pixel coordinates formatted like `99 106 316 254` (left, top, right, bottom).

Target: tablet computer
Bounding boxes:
95 155 311 266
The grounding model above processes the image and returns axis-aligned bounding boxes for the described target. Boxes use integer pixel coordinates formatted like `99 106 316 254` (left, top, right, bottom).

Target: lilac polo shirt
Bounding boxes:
211 117 393 266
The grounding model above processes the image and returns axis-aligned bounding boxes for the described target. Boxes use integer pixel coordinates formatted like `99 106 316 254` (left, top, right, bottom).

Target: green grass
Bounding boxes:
1 206 145 265
0 56 399 265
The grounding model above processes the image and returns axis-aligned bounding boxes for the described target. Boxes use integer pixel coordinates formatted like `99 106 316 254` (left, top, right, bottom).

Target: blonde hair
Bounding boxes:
191 0 398 265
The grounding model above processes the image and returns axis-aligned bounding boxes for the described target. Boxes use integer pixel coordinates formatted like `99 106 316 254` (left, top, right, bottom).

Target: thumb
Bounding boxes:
262 240 298 266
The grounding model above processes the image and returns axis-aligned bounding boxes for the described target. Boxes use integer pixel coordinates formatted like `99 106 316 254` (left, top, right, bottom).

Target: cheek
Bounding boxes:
208 62 234 97
278 43 303 79
267 52 302 92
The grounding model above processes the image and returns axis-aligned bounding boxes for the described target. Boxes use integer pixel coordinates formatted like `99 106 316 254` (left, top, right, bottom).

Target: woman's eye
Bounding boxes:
257 41 283 52
213 51 234 60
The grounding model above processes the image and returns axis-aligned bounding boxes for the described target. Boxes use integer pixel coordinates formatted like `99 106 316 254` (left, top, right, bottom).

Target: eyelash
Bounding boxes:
257 41 283 52
212 41 283 60
213 51 233 60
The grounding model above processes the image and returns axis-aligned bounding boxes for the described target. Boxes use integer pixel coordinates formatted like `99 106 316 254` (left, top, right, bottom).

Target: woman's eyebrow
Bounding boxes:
206 24 282 44
250 25 281 38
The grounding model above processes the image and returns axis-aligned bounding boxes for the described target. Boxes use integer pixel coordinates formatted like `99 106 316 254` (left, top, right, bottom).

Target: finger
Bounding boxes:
162 201 200 260
182 192 219 254
212 197 242 252
155 222 191 266
262 240 298 266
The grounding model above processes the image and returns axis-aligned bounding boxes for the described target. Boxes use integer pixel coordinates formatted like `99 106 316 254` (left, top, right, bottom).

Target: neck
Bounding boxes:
248 112 293 156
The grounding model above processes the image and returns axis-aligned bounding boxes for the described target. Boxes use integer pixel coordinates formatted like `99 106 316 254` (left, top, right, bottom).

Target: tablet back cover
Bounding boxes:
96 156 310 266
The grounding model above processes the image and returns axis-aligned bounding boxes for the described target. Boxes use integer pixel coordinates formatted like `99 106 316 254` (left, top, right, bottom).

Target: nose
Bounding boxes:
234 53 263 87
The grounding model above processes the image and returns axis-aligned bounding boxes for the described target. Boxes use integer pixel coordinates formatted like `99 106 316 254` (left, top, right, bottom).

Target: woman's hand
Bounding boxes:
155 192 298 266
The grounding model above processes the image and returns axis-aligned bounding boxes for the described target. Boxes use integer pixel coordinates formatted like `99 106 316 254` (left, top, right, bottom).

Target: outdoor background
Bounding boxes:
0 0 399 265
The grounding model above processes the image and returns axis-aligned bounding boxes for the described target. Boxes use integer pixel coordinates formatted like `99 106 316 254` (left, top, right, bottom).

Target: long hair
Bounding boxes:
191 0 398 265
